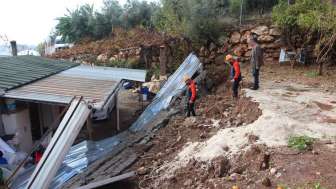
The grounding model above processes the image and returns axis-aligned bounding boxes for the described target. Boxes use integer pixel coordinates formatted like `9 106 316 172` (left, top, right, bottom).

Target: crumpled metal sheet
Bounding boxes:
11 138 120 189
130 53 201 132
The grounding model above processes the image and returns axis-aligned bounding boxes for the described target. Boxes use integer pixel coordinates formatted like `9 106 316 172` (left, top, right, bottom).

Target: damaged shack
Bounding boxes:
0 56 146 183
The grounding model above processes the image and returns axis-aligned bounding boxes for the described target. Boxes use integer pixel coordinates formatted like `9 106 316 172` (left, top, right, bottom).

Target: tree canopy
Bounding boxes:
272 0 336 74
55 0 280 43
56 0 158 42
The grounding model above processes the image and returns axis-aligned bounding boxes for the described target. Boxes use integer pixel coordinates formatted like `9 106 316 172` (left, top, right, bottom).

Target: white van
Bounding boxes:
54 36 73 52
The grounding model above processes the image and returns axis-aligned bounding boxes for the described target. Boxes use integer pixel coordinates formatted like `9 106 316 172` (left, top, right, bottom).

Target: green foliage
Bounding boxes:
106 58 141 69
304 71 318 78
272 0 336 33
153 0 278 43
229 0 241 16
123 0 158 28
56 0 159 42
272 0 336 74
152 1 187 36
288 135 314 151
56 4 96 42
228 0 278 16
36 42 46 56
272 0 327 30
153 0 222 43
314 182 326 189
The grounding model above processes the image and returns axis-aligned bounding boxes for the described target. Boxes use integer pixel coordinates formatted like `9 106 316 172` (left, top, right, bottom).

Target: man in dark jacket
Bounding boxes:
184 75 197 117
226 54 242 98
249 36 263 90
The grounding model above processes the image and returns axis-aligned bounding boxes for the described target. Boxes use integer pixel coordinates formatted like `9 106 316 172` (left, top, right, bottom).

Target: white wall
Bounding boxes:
2 108 33 153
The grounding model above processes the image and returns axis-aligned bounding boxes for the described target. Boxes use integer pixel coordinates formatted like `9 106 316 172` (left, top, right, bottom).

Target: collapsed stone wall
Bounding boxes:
198 25 283 65
94 37 192 74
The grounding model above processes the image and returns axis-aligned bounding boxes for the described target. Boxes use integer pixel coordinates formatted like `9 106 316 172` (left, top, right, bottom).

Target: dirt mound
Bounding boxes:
50 28 167 60
130 87 262 188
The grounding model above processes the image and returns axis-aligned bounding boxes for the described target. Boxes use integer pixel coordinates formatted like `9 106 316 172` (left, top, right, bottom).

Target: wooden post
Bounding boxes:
159 44 167 76
10 41 17 56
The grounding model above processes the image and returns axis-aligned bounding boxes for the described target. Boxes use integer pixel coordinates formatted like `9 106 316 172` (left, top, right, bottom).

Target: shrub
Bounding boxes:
56 0 159 42
288 135 314 151
272 0 336 75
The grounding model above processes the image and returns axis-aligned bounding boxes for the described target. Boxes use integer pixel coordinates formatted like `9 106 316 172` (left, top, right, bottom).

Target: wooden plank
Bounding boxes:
77 172 135 189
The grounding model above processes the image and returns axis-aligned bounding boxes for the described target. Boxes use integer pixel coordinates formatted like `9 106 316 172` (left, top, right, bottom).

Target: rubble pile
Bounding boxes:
51 28 164 60
198 25 282 66
50 28 191 73
133 87 262 189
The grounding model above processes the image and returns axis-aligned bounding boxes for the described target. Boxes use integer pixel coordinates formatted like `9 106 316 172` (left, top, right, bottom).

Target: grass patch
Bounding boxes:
314 182 326 189
305 71 319 78
288 135 314 151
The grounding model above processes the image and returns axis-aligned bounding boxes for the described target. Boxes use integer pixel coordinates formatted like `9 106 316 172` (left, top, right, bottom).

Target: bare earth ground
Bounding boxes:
111 64 336 189
84 89 147 141
71 63 336 189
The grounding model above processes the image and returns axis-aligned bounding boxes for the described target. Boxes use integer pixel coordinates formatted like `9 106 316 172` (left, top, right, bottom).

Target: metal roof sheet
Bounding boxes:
4 74 120 108
3 64 146 109
62 65 147 82
0 56 78 91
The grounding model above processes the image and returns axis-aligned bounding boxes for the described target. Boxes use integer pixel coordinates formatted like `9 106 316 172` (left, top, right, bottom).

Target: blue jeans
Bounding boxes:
253 69 259 89
232 80 240 98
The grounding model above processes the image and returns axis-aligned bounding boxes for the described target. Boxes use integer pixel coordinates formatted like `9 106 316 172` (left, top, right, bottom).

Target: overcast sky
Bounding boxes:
0 0 143 45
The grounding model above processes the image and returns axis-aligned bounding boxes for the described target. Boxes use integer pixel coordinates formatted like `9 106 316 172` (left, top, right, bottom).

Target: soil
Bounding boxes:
116 63 336 189
50 28 167 60
125 85 262 189
85 89 148 141
69 63 336 189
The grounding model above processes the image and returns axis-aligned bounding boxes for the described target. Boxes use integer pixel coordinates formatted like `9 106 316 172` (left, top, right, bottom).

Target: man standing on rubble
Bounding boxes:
249 35 263 90
184 75 197 117
226 54 242 98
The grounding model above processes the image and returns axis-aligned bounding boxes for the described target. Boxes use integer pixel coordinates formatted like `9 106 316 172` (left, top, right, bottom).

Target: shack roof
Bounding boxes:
3 65 147 109
0 56 78 91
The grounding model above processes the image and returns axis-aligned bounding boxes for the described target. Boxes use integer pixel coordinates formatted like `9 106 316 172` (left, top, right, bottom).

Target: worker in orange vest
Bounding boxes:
184 75 197 117
226 54 242 98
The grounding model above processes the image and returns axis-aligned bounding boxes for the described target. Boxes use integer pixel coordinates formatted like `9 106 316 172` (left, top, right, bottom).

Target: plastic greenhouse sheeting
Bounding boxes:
130 53 201 132
11 53 201 189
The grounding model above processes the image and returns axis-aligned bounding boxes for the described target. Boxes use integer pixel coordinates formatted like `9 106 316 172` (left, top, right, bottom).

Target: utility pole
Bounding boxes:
240 0 244 25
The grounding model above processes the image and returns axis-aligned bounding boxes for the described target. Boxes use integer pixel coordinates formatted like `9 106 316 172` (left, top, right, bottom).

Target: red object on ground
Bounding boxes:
34 152 43 164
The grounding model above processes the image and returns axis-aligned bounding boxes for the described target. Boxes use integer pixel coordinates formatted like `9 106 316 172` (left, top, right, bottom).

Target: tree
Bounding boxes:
123 0 158 29
36 42 46 56
153 0 222 43
102 0 123 30
55 0 159 42
273 0 336 75
56 4 96 42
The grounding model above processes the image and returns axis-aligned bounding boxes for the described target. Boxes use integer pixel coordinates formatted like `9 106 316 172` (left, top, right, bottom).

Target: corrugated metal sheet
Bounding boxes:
0 56 78 91
61 65 147 82
3 64 146 109
4 74 120 108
